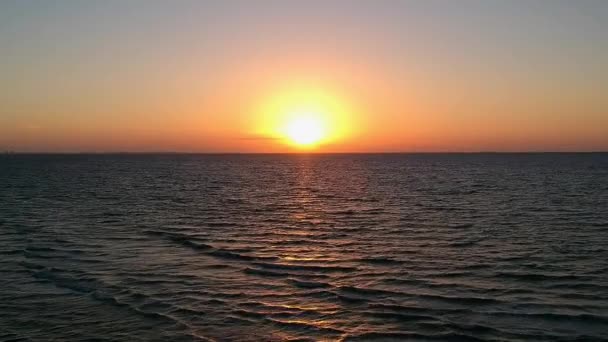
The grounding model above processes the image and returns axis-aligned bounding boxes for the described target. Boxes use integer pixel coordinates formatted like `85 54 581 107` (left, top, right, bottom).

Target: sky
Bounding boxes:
1 0 607 152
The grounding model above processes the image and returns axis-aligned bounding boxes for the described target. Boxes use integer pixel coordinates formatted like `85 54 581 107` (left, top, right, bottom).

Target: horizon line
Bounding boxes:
2 151 608 155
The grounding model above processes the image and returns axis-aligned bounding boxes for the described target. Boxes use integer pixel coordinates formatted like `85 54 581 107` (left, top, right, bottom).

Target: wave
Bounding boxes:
367 303 469 315
363 310 437 322
266 318 344 335
244 267 291 278
328 209 357 215
448 223 475 229
337 286 397 297
343 331 486 341
25 265 217 340
287 278 331 289
418 293 502 306
24 246 56 252
356 257 402 265
381 277 426 286
145 230 279 262
495 271 586 282
253 261 357 273
144 230 213 250
448 239 481 247
209 249 257 261
0 249 22 255
487 311 608 324
233 308 268 319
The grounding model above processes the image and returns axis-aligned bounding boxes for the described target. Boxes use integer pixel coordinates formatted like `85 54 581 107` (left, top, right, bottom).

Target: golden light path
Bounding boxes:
254 85 354 150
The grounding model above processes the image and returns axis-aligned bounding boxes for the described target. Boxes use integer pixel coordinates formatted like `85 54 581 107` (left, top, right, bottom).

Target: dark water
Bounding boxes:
1 153 608 341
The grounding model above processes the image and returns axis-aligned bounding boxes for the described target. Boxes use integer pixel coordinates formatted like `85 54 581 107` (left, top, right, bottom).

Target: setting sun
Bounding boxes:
285 114 326 147
254 84 357 151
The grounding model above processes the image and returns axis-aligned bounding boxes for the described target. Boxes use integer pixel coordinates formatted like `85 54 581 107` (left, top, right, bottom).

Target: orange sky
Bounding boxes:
1 1 607 152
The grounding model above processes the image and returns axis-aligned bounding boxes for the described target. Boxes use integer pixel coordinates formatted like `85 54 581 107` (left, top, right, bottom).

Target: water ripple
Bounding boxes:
1 153 607 341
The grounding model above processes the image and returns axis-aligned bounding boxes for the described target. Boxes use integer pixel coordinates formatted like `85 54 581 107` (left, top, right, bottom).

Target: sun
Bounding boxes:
254 84 357 150
285 114 326 146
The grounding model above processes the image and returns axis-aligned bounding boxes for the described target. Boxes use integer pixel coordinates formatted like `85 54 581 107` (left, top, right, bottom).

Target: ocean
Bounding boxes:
1 153 607 341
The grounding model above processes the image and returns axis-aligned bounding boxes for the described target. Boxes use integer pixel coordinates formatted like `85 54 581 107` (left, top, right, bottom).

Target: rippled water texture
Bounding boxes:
1 153 608 341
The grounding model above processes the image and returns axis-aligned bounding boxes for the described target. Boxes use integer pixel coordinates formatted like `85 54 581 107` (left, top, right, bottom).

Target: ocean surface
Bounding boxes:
1 153 607 342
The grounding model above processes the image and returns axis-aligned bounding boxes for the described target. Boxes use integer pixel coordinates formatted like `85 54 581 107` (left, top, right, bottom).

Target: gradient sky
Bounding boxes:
1 0 607 152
